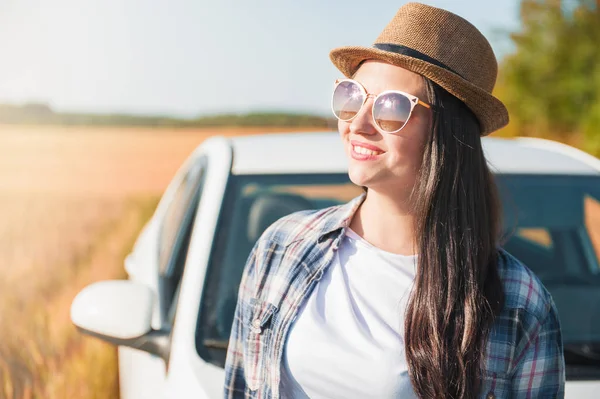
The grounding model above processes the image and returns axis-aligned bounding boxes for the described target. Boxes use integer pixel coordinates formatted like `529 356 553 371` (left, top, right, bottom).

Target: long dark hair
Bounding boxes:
404 79 505 398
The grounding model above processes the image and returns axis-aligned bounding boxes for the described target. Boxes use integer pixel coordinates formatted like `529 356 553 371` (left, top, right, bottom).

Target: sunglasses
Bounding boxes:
331 78 431 134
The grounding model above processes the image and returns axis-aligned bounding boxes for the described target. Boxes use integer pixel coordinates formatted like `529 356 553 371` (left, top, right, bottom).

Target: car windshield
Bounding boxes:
196 173 600 379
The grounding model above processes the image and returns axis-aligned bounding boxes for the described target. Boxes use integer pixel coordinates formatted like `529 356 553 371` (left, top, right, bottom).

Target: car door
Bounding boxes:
119 156 207 399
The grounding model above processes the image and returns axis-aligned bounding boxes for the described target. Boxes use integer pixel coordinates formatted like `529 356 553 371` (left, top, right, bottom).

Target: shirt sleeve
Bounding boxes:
510 298 566 398
223 242 259 398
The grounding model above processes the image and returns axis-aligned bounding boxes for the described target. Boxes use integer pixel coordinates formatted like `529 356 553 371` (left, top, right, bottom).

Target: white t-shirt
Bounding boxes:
280 228 418 399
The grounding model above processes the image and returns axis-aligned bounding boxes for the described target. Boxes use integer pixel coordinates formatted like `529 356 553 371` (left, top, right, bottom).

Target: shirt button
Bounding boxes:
486 392 495 399
251 319 262 333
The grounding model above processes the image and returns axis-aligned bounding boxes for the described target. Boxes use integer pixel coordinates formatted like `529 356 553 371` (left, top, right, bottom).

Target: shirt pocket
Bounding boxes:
242 297 278 392
481 337 513 398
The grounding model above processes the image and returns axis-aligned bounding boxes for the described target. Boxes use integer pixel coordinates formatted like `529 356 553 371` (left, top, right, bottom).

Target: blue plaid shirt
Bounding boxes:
224 194 565 398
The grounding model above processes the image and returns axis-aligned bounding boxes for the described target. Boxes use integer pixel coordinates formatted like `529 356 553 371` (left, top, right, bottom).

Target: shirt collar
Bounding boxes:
317 191 366 240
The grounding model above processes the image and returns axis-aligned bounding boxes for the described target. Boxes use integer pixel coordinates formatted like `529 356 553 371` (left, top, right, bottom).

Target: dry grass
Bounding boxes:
39 196 158 399
0 195 127 298
0 196 158 398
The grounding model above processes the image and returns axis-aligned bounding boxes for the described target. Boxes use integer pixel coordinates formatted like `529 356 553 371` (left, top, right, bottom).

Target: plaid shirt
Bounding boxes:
224 194 565 399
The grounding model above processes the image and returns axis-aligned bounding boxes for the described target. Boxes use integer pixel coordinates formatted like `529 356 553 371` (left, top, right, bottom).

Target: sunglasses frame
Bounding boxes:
332 78 432 134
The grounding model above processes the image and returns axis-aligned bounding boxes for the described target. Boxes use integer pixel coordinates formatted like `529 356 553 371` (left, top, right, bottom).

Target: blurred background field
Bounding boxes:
0 0 599 398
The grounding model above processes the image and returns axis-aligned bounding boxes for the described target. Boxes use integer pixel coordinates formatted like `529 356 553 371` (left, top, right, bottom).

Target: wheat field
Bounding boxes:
0 125 598 398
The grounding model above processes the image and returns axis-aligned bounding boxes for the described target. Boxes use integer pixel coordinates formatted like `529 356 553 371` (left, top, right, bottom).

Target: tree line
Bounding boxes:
495 0 600 156
0 103 334 129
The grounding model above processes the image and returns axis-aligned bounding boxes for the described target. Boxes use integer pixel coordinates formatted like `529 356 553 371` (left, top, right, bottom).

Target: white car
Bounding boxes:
70 131 600 398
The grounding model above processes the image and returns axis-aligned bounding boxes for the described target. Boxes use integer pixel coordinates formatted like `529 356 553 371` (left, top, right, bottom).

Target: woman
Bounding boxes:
224 3 565 399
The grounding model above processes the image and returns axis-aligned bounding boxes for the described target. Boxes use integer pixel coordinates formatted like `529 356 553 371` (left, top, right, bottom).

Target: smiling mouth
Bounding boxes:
352 144 384 156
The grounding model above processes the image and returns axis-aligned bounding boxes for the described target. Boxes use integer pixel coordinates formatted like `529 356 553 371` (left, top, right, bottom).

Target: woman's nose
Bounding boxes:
349 97 378 136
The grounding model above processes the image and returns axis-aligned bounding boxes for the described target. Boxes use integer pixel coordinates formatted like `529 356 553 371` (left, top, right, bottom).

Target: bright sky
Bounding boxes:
0 0 520 117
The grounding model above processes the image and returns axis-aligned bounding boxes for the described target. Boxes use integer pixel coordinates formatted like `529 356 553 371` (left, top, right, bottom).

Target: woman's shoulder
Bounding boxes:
257 206 339 246
495 248 557 323
256 198 360 247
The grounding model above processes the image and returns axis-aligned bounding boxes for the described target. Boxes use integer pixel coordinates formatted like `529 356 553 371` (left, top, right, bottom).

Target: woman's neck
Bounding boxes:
349 189 418 256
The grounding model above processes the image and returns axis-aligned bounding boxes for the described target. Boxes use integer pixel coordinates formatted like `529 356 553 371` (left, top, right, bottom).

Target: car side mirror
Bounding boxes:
70 280 170 361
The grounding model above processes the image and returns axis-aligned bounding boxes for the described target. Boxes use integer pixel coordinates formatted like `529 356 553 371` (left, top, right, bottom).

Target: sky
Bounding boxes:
0 0 520 117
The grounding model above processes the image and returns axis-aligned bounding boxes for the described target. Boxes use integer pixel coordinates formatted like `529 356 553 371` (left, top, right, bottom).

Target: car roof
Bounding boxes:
229 131 600 176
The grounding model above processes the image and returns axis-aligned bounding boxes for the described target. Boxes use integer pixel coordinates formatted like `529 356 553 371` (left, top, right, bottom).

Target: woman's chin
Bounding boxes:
348 167 403 193
348 167 373 188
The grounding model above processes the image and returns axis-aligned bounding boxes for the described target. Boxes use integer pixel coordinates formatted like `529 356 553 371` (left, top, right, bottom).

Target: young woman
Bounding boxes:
224 3 565 398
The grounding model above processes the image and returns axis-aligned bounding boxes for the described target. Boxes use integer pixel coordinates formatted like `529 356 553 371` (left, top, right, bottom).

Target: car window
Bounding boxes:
498 175 600 281
497 174 600 379
196 172 600 379
158 157 207 322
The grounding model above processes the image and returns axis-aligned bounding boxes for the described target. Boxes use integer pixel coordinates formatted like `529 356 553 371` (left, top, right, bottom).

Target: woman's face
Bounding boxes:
338 60 431 194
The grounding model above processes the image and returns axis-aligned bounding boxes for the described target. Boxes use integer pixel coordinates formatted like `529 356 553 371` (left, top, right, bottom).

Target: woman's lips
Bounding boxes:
350 140 385 161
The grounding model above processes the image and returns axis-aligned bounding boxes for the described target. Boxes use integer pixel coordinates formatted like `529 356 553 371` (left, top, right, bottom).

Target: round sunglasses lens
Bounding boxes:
332 81 364 121
373 92 412 132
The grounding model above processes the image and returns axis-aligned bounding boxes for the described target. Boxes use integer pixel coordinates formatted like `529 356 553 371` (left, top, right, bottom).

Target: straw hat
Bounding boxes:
329 2 508 135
